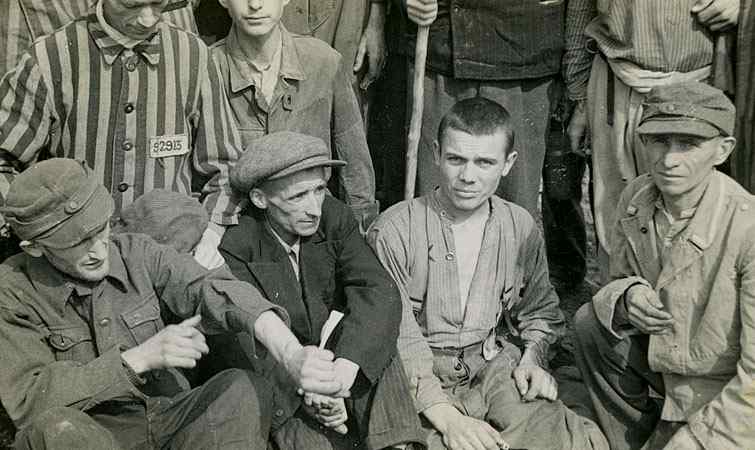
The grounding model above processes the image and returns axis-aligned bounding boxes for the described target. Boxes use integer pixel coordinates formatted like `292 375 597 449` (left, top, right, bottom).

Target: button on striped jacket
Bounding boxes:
0 10 243 224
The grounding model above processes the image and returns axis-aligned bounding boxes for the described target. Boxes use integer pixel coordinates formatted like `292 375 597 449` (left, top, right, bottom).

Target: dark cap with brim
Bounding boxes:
0 159 114 249
231 131 346 193
637 81 735 138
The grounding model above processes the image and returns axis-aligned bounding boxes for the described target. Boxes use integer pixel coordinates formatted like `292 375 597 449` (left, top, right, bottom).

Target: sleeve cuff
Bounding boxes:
121 356 147 387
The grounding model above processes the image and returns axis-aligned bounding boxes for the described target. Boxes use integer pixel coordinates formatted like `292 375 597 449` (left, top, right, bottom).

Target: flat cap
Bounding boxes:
114 189 208 253
637 81 735 138
0 159 113 248
231 131 346 192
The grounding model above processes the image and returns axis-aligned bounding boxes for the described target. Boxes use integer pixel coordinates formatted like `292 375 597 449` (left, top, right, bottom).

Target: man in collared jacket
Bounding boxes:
210 0 379 230
0 158 347 449
574 82 755 449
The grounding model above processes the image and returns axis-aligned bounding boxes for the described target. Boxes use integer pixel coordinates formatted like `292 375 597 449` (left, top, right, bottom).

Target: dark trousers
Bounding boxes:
272 355 425 450
14 369 273 450
424 343 608 450
574 304 673 450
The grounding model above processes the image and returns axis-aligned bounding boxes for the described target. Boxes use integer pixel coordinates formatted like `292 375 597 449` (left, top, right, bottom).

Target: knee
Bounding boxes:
211 369 274 415
16 407 112 450
574 302 600 346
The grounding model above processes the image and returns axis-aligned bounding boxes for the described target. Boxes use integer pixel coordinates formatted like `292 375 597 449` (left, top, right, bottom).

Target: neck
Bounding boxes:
662 172 713 219
234 25 281 68
436 191 490 225
267 217 298 247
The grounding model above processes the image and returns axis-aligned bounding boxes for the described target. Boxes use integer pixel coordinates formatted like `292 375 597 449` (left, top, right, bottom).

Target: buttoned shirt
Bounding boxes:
0 233 285 430
368 192 564 412
592 172 755 449
0 6 243 225
563 0 716 100
210 25 377 221
0 0 199 86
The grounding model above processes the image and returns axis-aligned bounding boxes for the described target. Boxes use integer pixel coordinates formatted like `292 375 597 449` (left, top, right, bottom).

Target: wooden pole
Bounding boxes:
404 25 430 200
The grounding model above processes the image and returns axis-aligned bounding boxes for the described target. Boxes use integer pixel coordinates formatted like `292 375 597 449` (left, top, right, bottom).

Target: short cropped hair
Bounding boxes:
437 97 515 155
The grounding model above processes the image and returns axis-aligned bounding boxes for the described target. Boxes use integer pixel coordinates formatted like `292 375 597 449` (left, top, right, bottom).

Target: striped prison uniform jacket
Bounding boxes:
0 8 243 225
0 0 199 77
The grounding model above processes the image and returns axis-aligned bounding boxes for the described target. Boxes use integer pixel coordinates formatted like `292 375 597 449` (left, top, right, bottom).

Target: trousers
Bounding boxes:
14 369 273 450
424 343 609 450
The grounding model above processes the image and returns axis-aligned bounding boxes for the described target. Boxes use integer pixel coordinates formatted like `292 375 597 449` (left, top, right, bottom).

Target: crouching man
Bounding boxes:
574 82 755 449
0 159 345 449
368 97 608 450
215 131 425 449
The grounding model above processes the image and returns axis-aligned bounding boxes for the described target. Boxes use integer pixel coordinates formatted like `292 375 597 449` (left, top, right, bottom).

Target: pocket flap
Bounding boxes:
47 327 92 351
122 296 161 329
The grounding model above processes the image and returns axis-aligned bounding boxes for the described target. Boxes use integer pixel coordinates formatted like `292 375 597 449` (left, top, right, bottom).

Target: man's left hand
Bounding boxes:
691 0 739 31
302 393 349 434
193 225 225 269
663 425 703 450
353 3 386 90
512 364 558 402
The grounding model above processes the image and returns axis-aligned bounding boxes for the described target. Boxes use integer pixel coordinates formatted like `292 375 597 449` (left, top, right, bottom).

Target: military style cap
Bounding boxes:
230 131 346 193
637 81 735 138
114 189 208 253
0 159 114 248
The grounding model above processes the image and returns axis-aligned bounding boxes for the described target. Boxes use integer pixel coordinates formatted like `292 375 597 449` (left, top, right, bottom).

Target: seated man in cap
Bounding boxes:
0 158 350 449
368 97 608 450
215 131 424 449
574 81 755 450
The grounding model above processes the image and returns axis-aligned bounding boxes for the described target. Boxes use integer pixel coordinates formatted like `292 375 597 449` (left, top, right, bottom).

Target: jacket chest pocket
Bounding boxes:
121 295 163 344
47 326 96 362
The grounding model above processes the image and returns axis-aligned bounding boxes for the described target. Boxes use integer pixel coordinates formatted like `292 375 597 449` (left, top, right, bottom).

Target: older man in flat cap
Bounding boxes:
215 131 424 450
574 81 755 450
0 158 350 449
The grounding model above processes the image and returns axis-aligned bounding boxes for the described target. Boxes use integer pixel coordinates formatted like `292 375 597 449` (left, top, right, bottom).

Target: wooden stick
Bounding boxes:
404 25 430 200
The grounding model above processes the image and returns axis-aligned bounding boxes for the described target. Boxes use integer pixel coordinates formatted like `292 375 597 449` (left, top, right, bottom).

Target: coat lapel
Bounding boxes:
620 185 662 285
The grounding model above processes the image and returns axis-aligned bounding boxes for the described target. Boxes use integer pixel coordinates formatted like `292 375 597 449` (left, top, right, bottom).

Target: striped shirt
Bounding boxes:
368 193 564 411
564 0 716 100
0 0 199 77
0 7 243 225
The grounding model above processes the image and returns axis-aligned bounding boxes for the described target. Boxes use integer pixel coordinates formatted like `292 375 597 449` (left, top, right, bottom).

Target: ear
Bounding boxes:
714 136 736 165
433 140 441 166
500 150 519 178
250 188 269 210
19 240 43 258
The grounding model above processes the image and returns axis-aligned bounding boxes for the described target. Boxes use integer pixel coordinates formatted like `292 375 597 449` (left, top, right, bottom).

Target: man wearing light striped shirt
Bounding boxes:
0 0 243 268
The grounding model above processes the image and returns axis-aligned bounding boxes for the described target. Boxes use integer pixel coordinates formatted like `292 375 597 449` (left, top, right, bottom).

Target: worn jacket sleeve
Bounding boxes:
330 200 401 383
512 223 566 365
193 48 244 226
134 235 288 352
562 0 596 101
686 228 755 449
367 208 451 413
0 295 143 428
0 52 55 205
331 52 377 219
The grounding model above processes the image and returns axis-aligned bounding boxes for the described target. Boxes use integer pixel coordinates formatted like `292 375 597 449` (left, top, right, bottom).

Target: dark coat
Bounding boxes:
219 195 401 385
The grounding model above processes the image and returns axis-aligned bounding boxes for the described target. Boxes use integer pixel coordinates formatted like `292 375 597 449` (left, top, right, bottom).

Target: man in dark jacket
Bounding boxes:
217 131 424 450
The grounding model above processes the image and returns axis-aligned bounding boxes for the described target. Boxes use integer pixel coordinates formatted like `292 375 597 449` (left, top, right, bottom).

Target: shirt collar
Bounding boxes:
26 240 129 316
225 24 306 94
629 172 725 250
429 188 495 223
88 2 162 66
266 218 301 259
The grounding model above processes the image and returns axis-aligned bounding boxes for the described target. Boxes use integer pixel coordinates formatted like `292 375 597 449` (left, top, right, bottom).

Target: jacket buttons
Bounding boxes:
122 140 133 151
117 182 129 193
275 409 284 417
445 252 455 261
99 317 110 327
124 103 134 113
640 226 648 234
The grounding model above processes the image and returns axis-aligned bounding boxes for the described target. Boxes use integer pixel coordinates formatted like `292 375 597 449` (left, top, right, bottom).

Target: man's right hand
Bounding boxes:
407 0 438 26
567 100 588 153
624 284 674 335
283 345 345 396
424 403 508 450
121 315 209 375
